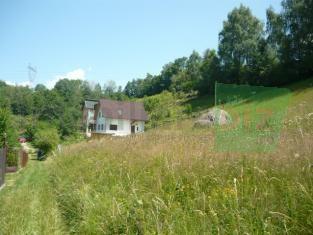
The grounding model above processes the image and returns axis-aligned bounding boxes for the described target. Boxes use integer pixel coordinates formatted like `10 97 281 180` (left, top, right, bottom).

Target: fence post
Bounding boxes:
0 148 6 188
0 133 7 187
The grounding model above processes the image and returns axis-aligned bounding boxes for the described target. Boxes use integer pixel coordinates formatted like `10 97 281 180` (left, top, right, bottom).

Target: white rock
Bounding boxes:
195 108 232 126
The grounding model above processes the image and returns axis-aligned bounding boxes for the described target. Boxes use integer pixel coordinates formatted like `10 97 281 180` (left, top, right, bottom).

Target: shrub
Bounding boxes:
6 150 19 167
23 117 38 141
59 108 81 137
62 132 86 145
34 127 60 155
0 108 9 146
184 104 193 115
143 91 186 128
0 108 18 148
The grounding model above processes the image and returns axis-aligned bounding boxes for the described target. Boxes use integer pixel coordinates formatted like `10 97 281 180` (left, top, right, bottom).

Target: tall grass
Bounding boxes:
49 88 313 234
1 79 312 234
0 160 66 234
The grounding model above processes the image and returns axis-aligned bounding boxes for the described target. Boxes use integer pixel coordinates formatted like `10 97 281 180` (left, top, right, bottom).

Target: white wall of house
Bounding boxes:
93 115 145 136
138 121 145 132
107 119 131 136
95 118 132 136
132 121 145 133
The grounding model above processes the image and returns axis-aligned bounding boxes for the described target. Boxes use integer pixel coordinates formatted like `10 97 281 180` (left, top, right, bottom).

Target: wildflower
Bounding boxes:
223 187 236 196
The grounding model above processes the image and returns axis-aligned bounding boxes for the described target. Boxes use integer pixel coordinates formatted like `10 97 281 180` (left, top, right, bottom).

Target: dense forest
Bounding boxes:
124 0 313 97
0 0 312 149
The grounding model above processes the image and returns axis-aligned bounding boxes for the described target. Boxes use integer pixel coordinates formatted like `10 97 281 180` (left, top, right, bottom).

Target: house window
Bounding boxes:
101 124 104 130
98 124 100 130
109 124 117 131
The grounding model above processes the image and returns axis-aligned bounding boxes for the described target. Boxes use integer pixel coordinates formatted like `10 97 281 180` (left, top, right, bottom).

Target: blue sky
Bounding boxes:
0 0 282 89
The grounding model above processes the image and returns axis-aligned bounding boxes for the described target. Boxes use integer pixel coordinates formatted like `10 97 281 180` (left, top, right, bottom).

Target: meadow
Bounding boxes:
0 79 312 234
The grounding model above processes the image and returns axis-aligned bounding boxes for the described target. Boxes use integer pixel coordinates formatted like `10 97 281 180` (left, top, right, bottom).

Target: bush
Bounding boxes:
143 91 186 128
184 104 193 115
62 132 86 145
0 108 18 148
6 150 19 167
34 127 60 155
23 117 38 141
59 108 81 137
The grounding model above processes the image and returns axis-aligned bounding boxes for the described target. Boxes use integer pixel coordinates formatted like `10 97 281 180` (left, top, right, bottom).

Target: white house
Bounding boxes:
83 99 148 137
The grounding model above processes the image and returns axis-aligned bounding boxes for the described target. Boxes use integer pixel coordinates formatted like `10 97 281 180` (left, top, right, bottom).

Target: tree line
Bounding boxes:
0 79 126 145
124 0 313 98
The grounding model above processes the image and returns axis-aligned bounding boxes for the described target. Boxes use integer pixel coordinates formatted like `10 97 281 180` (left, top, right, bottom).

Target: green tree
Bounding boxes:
282 0 313 76
266 7 284 57
59 108 81 137
10 86 34 116
39 90 65 121
159 57 187 92
34 125 60 154
112 86 128 101
80 81 93 99
103 80 117 97
34 84 47 92
54 79 83 106
93 83 103 98
0 108 9 147
218 5 264 84
170 52 202 93
23 116 38 141
124 79 145 98
0 82 10 109
0 108 18 148
199 49 220 94
267 0 313 81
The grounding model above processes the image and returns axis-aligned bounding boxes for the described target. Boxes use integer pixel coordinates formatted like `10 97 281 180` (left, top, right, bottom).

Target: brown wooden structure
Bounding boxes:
0 148 6 188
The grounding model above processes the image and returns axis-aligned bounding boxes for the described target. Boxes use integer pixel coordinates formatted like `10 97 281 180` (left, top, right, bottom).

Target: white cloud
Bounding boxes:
46 68 86 89
4 80 15 86
19 81 32 87
5 80 32 87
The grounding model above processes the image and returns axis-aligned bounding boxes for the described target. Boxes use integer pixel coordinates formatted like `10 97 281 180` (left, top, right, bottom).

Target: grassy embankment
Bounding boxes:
0 78 312 234
0 144 66 234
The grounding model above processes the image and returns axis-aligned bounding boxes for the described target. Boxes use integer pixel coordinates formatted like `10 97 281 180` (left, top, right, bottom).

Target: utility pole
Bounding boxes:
28 63 37 88
215 81 217 106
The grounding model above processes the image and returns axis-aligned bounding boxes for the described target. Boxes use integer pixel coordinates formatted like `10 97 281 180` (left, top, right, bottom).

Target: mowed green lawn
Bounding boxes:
0 79 312 234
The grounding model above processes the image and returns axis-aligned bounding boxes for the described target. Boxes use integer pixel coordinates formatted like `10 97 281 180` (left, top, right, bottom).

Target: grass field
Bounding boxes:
0 79 312 234
0 145 66 234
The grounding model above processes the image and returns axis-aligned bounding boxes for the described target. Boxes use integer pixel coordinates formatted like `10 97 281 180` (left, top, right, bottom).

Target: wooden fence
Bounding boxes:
0 147 29 188
0 148 6 188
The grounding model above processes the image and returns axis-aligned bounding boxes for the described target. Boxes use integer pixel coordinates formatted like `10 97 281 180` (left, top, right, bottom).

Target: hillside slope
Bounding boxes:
0 146 66 235
0 78 312 234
